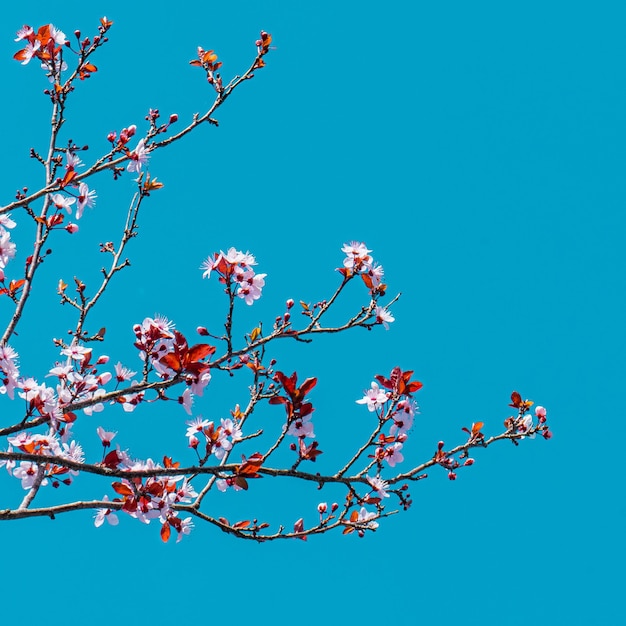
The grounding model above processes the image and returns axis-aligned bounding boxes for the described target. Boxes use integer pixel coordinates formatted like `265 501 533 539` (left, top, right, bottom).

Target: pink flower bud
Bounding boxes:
96 355 110 364
317 502 327 514
196 326 209 336
464 458 474 466
284 312 291 322
290 443 297 451
543 429 553 440
448 471 457 480
286 298 294 309
331 502 339 512
169 113 178 124
189 435 199 449
107 131 116 143
127 125 137 137
65 223 79 234
438 441 445 450
535 405 547 418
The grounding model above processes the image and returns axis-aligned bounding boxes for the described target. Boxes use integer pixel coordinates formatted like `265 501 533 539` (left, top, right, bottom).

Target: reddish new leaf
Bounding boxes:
160 521 171 542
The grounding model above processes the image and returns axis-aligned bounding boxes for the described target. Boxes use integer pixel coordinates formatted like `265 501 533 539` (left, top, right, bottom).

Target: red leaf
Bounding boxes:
509 391 522 408
102 450 121 469
160 522 171 542
111 482 133 496
233 520 250 530
233 476 248 490
298 377 317 398
187 343 215 362
159 353 182 372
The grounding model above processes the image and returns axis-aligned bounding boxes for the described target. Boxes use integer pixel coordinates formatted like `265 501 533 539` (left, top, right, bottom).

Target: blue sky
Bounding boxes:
1 1 625 624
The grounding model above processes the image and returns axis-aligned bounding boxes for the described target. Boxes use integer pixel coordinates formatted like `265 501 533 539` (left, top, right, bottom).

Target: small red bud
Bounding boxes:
169 113 178 124
331 503 339 512
289 443 297 451
196 326 209 336
437 440 445 450
464 458 474 466
286 298 294 309
448 471 457 480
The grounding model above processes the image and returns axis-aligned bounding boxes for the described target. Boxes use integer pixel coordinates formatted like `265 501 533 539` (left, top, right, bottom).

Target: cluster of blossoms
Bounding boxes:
186 416 242 463
201 248 267 305
13 23 67 71
338 242 394 329
92 434 196 542
0 430 84 489
0 214 17 282
47 150 97 233
132 316 214 414
356 367 422 471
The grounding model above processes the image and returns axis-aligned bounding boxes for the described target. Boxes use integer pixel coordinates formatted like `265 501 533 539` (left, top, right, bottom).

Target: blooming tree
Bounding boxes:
0 19 551 543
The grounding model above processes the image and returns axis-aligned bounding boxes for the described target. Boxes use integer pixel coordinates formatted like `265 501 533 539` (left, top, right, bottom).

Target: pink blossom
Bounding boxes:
286 413 315 438
356 381 388 412
384 442 404 467
390 399 417 436
356 506 379 531
49 24 67 45
13 461 47 490
341 241 372 270
50 193 76 214
375 306 395 330
0 229 16 268
114 362 136 383
127 138 150 173
366 475 390 499
176 517 194 542
220 417 242 441
0 445 15 474
65 152 83 169
14 25 34 42
61 344 91 361
17 40 40 65
190 371 212 396
97 427 117 447
76 182 97 219
94 496 119 527
178 388 194 415
535 406 547 418
185 417 211 439
0 214 16 229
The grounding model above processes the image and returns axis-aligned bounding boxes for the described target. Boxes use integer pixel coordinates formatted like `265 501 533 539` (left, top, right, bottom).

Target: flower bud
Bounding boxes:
317 502 327 514
65 223 79 234
286 298 294 309
331 502 339 512
463 458 474 466
169 113 178 124
196 326 209 336
448 471 457 480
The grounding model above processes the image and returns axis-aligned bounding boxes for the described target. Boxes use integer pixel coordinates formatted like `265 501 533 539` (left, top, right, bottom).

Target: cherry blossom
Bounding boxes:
341 241 373 269
97 427 117 447
50 193 75 214
127 138 149 173
356 381 389 412
114 362 136 383
366 475 390 499
375 305 395 330
94 496 119 527
0 229 16 268
76 182 97 219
